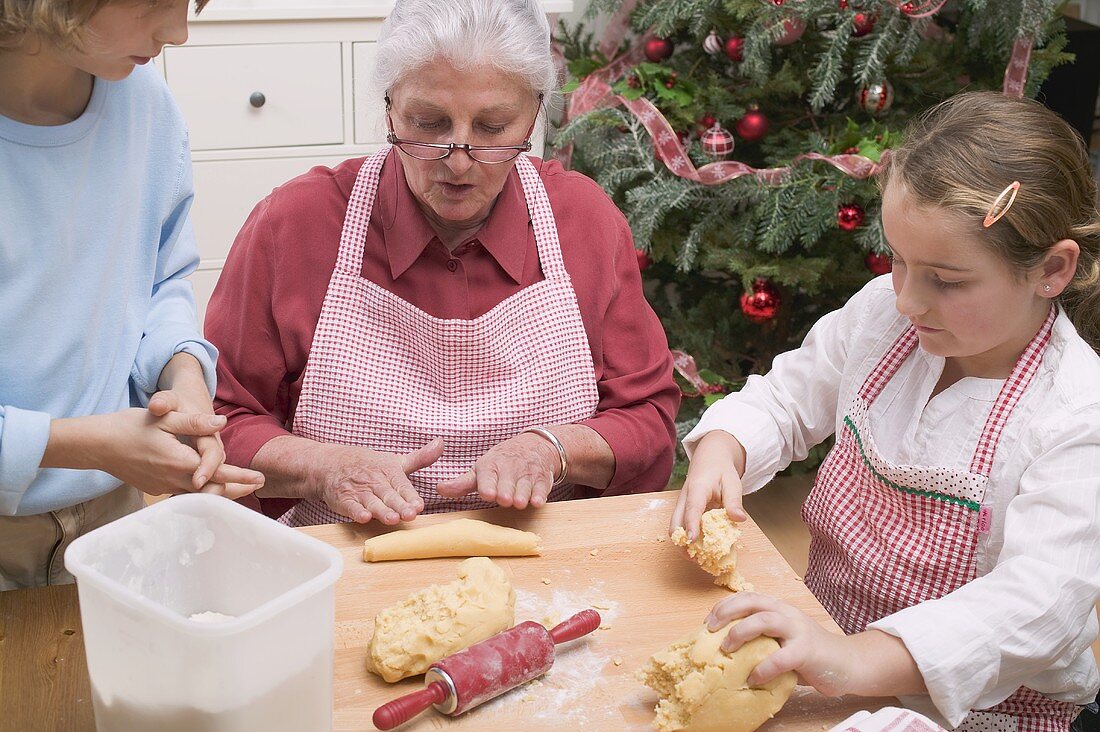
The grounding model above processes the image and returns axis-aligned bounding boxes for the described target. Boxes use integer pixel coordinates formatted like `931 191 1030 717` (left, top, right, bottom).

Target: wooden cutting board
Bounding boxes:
312 489 887 730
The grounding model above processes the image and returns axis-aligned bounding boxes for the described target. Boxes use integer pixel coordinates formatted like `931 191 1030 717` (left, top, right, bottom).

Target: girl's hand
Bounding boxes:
705 592 852 696
316 440 439 523
147 388 265 498
671 430 748 542
435 431 561 509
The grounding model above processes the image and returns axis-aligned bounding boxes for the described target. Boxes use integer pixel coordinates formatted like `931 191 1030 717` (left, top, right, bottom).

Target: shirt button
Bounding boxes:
446 260 458 272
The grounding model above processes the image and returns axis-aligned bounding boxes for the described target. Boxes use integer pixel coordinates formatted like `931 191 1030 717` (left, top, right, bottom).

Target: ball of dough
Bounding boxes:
640 624 796 732
366 557 515 682
671 508 751 591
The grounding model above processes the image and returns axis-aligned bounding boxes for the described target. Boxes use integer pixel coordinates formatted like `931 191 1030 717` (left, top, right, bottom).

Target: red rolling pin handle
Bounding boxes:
549 608 601 643
372 680 449 731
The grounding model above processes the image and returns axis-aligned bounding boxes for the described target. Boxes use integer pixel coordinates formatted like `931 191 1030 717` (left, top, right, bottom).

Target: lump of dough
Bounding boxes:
363 518 541 562
671 508 751 591
639 624 795 732
366 557 515 682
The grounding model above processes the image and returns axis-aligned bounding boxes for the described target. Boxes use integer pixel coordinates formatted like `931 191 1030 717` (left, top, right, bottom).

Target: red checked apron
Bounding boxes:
803 308 1078 731
279 148 599 527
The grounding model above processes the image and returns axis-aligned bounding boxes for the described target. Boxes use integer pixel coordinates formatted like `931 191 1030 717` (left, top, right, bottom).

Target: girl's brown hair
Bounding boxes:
1 0 209 51
882 90 1100 351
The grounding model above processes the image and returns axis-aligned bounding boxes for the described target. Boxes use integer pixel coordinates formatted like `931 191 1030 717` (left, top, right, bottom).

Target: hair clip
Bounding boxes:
983 180 1020 228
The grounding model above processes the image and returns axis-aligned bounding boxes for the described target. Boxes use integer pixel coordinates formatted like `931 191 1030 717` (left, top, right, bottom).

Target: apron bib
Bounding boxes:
802 309 1076 731
280 149 599 526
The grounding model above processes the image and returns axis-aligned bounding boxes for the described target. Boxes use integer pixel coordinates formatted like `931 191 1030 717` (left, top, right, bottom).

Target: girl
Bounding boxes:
671 91 1100 730
0 0 264 590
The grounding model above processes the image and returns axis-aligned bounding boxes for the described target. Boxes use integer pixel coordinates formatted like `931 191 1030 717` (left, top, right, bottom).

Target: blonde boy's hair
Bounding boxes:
0 0 210 51
882 91 1100 352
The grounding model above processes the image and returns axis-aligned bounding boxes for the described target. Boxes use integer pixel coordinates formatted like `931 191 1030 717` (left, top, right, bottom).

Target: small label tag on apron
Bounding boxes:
978 505 993 534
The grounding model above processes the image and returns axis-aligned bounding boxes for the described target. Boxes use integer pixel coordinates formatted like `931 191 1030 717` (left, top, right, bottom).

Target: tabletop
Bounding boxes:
0 489 888 731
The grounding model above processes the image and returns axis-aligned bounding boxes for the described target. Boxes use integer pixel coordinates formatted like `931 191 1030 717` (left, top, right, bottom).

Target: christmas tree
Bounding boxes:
553 0 1071 473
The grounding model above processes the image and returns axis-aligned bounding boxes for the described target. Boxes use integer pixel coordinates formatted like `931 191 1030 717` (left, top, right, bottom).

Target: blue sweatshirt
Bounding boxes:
0 64 217 516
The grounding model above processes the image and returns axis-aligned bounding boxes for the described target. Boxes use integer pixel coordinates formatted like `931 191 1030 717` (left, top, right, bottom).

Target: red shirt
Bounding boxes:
207 151 679 508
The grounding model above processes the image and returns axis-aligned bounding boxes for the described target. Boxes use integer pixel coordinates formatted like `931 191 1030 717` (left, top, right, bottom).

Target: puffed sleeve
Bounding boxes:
868 406 1100 726
577 200 679 495
682 276 890 493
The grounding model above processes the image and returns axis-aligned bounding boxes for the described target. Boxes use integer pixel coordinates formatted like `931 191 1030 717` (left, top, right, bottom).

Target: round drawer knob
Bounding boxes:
249 91 266 108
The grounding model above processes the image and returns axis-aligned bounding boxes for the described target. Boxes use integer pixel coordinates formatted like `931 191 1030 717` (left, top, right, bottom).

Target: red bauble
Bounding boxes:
774 17 806 46
701 123 735 160
852 11 877 36
724 35 744 62
838 202 865 231
644 37 674 62
735 108 770 143
635 249 652 271
857 80 894 116
740 279 782 323
865 251 893 275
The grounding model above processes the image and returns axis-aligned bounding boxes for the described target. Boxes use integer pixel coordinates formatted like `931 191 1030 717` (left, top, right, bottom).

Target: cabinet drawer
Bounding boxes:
192 154 362 262
165 43 344 151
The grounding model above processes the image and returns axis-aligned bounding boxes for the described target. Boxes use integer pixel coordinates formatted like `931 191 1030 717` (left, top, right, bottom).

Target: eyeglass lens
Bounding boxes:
395 141 523 164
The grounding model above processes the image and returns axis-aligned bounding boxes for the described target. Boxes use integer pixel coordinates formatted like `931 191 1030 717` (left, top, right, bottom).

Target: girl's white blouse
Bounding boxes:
684 275 1100 726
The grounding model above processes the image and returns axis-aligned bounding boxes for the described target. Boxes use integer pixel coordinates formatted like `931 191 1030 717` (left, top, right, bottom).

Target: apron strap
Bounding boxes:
334 146 390 274
513 155 570 282
858 326 919 403
969 306 1057 476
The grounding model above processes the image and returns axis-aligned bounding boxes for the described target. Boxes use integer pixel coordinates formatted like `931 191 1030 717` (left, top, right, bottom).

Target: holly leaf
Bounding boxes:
568 57 604 80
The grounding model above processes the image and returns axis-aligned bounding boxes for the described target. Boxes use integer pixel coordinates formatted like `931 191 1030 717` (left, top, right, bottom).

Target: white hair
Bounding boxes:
373 0 558 113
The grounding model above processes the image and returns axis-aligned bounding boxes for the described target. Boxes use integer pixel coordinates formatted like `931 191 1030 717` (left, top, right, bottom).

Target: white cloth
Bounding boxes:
684 275 1100 725
831 707 947 732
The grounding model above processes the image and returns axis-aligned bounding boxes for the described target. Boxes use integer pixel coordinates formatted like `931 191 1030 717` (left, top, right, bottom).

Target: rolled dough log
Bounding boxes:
362 518 541 562
365 557 515 682
639 623 796 732
671 508 751 591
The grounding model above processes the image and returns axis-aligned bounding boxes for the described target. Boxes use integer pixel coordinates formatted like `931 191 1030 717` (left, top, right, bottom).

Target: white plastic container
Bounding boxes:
64 493 344 732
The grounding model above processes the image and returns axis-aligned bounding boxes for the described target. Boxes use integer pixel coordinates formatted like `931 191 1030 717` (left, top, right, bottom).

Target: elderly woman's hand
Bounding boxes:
317 438 441 524
435 432 560 509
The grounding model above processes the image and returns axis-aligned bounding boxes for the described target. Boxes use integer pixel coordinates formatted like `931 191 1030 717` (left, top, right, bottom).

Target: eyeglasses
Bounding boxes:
385 95 543 165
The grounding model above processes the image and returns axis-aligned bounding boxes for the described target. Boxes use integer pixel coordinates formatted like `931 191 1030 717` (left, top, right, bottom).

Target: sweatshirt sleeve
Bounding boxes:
0 406 52 515
129 132 217 402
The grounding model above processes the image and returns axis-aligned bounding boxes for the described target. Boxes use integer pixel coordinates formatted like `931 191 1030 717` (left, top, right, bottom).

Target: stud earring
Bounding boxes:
1043 284 1052 293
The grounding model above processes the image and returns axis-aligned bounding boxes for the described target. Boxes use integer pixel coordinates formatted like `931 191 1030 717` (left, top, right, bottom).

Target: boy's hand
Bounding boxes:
671 430 748 542
147 388 264 499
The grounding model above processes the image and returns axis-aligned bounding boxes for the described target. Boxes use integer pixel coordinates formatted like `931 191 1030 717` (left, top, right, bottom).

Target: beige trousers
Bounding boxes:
0 484 143 591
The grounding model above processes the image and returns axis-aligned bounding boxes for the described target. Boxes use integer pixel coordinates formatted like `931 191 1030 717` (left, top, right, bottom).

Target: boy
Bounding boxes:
0 0 264 590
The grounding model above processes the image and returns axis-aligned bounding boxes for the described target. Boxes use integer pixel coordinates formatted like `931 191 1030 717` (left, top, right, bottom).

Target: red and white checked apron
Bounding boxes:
279 148 599 527
802 308 1079 731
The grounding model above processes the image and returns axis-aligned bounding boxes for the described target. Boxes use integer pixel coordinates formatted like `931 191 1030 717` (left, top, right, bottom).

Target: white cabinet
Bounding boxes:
171 0 573 326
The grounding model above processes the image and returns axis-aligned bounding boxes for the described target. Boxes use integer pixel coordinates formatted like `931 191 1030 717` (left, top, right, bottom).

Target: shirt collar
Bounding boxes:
377 150 531 283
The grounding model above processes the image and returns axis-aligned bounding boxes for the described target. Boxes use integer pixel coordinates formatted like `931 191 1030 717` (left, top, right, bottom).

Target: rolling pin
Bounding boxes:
372 608 602 730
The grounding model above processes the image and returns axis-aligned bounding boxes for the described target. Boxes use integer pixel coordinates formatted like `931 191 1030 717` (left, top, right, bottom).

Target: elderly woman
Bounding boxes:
207 0 679 527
